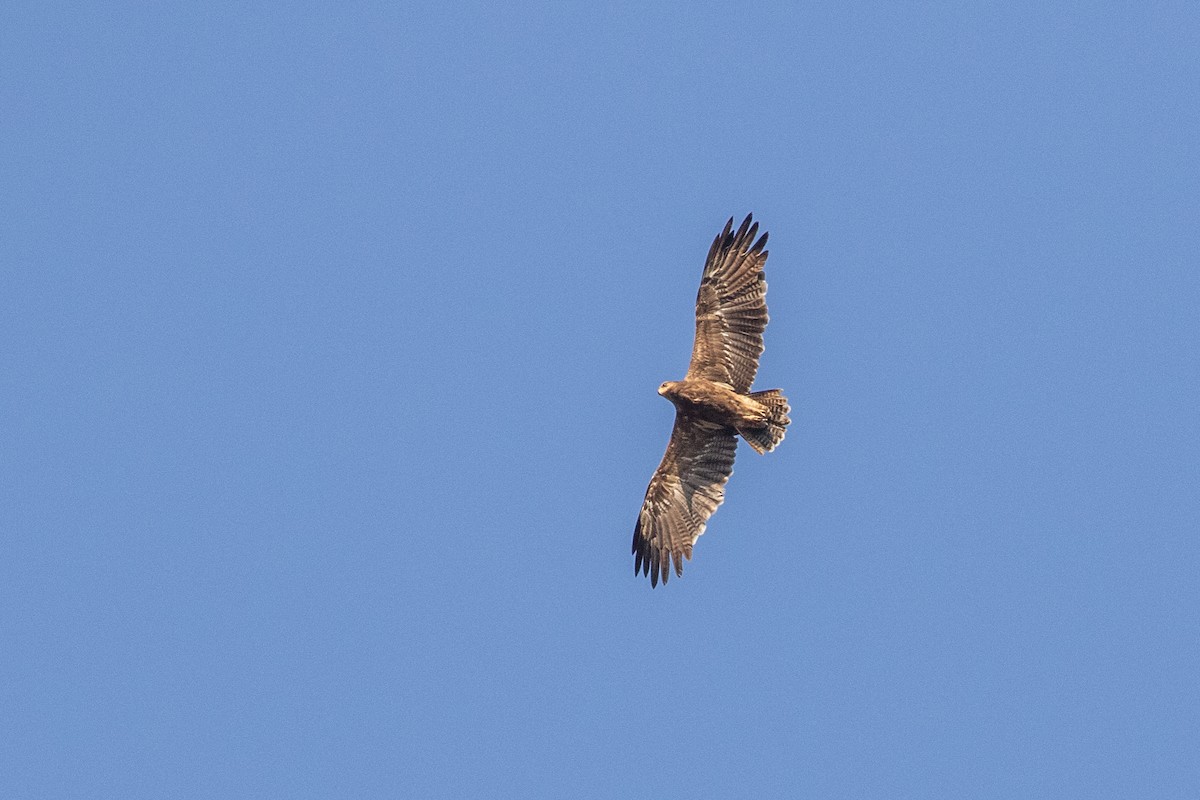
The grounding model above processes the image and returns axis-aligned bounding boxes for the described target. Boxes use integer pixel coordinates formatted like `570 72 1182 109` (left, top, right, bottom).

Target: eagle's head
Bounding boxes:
658 380 678 397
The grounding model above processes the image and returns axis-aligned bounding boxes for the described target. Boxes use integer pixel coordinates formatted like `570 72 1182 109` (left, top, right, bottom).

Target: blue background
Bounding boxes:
4 3 1198 797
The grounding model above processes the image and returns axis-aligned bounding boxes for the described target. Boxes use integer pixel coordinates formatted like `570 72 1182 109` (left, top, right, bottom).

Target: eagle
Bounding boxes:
633 214 790 586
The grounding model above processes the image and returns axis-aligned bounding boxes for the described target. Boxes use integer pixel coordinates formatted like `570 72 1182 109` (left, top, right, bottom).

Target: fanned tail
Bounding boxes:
739 389 790 454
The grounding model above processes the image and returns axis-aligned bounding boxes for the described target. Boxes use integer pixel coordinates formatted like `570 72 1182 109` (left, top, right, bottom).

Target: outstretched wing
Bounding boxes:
633 413 738 587
686 214 770 393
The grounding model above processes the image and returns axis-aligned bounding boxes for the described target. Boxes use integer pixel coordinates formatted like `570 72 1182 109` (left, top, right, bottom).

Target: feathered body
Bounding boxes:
658 380 786 453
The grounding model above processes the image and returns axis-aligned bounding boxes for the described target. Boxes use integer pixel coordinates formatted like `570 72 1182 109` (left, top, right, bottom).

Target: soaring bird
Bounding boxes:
633 214 790 586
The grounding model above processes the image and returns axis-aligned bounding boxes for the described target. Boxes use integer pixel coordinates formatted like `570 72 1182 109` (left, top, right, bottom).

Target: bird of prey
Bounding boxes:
633 214 790 586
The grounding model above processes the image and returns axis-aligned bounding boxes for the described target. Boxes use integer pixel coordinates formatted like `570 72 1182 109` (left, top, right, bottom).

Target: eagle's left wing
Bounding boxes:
633 412 738 586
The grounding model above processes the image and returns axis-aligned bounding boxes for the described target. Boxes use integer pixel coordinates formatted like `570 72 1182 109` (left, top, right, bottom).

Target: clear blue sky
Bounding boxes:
4 3 1198 797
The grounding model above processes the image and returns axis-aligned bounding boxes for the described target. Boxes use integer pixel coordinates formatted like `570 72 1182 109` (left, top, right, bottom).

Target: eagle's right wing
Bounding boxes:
686 214 770 393
633 413 738 587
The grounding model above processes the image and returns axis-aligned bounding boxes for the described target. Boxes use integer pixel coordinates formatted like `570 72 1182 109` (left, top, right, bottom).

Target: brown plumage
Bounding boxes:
633 214 790 586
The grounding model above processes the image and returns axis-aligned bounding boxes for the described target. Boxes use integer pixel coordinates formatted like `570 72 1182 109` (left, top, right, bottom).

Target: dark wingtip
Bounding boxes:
708 217 736 263
753 230 769 255
735 214 753 242
723 213 766 256
634 518 664 586
739 213 754 237
719 217 735 247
